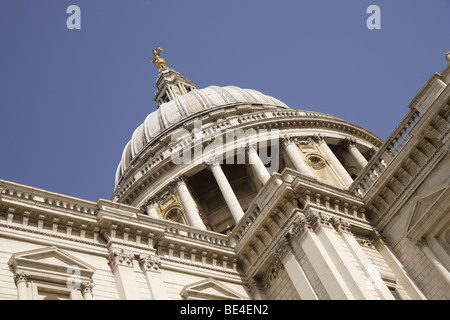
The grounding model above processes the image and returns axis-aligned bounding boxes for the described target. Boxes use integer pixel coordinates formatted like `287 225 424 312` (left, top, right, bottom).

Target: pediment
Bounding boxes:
180 278 247 300
406 183 449 239
9 246 95 281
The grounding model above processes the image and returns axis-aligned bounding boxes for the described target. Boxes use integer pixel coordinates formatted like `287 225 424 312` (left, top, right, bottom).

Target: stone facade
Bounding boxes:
0 53 449 300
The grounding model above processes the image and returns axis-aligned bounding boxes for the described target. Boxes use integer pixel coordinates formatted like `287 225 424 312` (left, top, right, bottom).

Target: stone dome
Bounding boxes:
115 85 290 185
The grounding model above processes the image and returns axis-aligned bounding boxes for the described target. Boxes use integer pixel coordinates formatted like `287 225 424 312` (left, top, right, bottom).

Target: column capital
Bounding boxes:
205 156 222 168
245 142 258 154
107 248 134 270
141 196 159 209
280 136 309 149
139 254 162 271
172 175 188 186
273 237 291 260
13 271 29 285
371 230 387 249
289 215 313 238
261 258 285 291
309 212 333 230
81 281 95 295
246 277 263 297
342 137 357 149
331 217 352 234
280 136 295 149
415 237 427 248
309 133 327 145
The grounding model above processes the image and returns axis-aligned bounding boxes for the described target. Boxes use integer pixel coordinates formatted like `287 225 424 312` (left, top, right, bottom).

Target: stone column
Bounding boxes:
312 135 353 187
144 197 159 219
107 248 140 300
81 281 94 300
289 215 355 299
207 158 245 223
173 176 207 230
344 138 368 170
139 254 168 300
14 272 29 300
246 143 271 185
274 238 318 300
281 137 315 178
332 218 395 300
308 212 378 299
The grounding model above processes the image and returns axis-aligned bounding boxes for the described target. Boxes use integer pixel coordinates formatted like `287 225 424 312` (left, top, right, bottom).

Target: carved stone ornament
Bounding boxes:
169 175 188 189
141 196 158 209
371 230 387 248
205 156 222 167
81 281 95 295
342 137 357 149
331 217 352 234
139 254 162 271
107 248 134 270
289 215 313 238
273 237 290 259
309 212 333 230
309 133 327 145
261 258 285 290
13 272 29 285
415 238 427 248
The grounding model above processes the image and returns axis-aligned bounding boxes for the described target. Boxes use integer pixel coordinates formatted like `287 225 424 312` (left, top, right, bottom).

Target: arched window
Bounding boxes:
164 207 186 224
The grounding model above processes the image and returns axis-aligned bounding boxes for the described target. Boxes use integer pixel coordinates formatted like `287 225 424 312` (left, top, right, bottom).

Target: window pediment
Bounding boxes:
180 278 247 300
8 246 95 285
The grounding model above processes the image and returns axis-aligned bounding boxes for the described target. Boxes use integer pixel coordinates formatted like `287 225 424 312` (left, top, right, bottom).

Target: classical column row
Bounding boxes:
154 144 276 230
262 212 398 300
152 136 369 230
280 135 370 188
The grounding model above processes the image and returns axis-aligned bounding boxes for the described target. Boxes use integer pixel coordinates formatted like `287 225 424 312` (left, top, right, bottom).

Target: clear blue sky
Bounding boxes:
0 0 449 202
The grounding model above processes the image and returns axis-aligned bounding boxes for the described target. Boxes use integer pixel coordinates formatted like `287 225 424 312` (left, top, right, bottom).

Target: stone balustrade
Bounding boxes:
351 110 421 197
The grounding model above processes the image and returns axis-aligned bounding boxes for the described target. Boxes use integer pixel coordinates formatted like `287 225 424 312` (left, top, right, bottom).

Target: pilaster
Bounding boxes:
288 214 355 299
107 248 140 300
273 237 318 300
139 254 168 300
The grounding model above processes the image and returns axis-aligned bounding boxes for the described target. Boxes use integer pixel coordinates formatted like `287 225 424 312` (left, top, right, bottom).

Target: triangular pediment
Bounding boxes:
180 278 247 300
9 246 95 281
406 183 449 238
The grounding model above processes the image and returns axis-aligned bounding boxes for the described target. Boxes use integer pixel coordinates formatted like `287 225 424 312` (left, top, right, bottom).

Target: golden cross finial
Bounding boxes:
152 47 168 71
